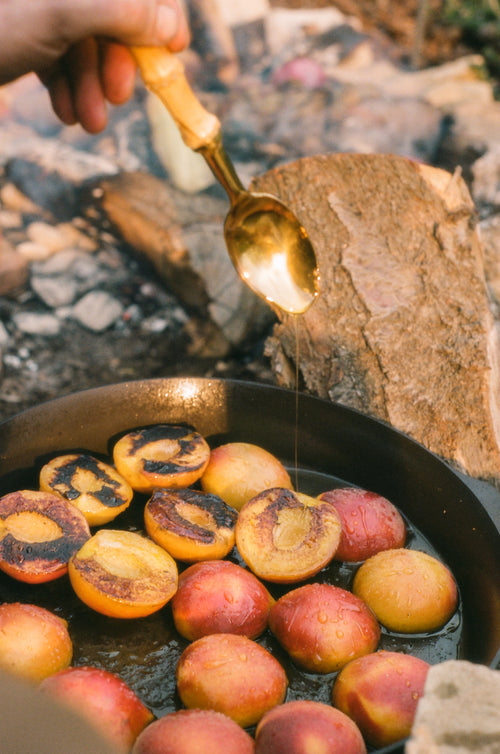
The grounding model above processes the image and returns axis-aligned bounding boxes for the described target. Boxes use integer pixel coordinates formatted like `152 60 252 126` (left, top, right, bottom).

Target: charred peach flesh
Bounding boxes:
68 529 178 618
235 487 342 582
132 709 255 754
144 488 237 562
201 442 292 510
40 665 153 752
255 700 367 754
171 559 274 640
113 424 210 494
176 632 288 727
268 582 380 673
0 489 90 583
40 453 134 526
318 487 406 562
332 650 430 748
0 602 72 683
352 548 458 633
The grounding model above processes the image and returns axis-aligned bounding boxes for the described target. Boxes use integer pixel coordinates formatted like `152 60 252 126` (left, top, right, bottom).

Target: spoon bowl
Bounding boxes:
132 47 320 314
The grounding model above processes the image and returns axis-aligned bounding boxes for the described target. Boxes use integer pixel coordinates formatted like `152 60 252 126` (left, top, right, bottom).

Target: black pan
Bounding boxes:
1 377 499 754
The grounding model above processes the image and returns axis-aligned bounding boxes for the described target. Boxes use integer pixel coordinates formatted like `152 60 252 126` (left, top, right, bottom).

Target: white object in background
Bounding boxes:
213 0 270 27
146 92 215 194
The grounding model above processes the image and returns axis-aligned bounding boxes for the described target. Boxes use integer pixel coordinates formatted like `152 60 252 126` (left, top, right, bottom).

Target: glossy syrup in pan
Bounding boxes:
0 453 463 752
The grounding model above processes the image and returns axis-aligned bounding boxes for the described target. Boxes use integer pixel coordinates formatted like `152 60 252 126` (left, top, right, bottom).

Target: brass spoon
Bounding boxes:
131 47 320 314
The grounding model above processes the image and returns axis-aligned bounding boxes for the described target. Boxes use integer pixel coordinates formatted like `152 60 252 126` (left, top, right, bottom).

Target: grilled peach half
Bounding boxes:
255 700 367 754
318 487 406 562
0 489 90 583
40 666 153 752
132 709 255 754
201 442 292 510
352 548 458 633
39 453 134 526
176 633 288 728
68 529 178 618
113 424 210 494
332 651 430 748
235 487 342 583
144 488 237 562
171 559 274 640
268 582 380 673
0 602 72 683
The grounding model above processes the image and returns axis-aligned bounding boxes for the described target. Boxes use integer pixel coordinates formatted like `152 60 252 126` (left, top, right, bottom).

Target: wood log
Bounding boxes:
253 153 500 485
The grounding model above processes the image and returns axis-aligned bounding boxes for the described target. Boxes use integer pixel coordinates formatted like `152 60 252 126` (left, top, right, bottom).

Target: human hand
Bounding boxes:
0 0 189 133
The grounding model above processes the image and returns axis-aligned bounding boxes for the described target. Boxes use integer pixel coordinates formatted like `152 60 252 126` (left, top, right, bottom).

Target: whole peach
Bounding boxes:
255 700 366 754
176 633 287 727
352 548 458 632
39 665 153 752
171 560 274 640
201 442 292 511
332 650 430 747
268 582 380 673
318 487 406 561
0 602 72 683
132 709 255 754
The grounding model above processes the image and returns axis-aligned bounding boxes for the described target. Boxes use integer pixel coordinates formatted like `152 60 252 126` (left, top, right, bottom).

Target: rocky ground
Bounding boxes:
0 0 499 422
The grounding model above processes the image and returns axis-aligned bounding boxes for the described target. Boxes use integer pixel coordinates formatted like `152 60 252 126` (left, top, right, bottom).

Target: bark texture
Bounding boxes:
254 153 500 485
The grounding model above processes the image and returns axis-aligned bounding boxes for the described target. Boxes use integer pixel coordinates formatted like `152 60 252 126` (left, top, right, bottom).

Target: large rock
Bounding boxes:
406 660 500 754
256 152 500 485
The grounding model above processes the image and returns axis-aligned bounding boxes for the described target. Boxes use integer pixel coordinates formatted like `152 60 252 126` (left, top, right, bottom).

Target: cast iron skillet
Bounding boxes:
1 377 500 754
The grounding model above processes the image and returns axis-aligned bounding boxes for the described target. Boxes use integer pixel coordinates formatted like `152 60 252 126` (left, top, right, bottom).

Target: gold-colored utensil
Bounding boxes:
131 47 320 314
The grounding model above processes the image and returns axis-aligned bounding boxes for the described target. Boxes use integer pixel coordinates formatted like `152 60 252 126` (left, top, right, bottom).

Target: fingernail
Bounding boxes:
156 5 178 42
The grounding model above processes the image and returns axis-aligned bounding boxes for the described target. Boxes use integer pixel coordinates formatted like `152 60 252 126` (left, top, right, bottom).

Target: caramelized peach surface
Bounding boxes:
40 665 153 752
352 548 458 633
235 487 342 583
176 632 288 727
144 488 237 562
132 709 255 754
171 559 274 640
68 529 178 618
255 700 367 754
40 453 133 526
332 650 430 748
318 487 406 562
113 425 210 493
269 582 380 673
201 442 292 510
0 489 90 583
0 602 72 683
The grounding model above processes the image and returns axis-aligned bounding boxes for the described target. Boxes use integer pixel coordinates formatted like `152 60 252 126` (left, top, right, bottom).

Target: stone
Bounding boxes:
0 234 29 295
71 291 124 333
258 153 500 486
12 311 61 336
406 661 500 754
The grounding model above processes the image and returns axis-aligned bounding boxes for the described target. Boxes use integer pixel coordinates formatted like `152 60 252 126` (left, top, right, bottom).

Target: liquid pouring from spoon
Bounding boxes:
131 47 320 315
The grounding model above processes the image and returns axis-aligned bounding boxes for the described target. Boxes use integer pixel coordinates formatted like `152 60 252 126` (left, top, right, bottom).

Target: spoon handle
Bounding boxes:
131 46 220 152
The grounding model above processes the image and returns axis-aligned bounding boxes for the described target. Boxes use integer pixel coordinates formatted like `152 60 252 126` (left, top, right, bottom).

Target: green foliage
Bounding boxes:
443 0 500 93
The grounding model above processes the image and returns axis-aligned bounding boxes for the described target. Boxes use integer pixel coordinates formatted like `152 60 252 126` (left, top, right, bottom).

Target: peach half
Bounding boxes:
332 650 430 748
352 548 458 633
39 453 134 526
132 709 255 754
144 488 237 562
176 633 288 728
171 559 274 640
201 442 292 511
68 529 178 618
235 487 342 583
268 582 380 673
0 489 90 583
255 700 367 754
318 487 406 562
40 666 153 752
113 424 210 494
0 602 72 683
